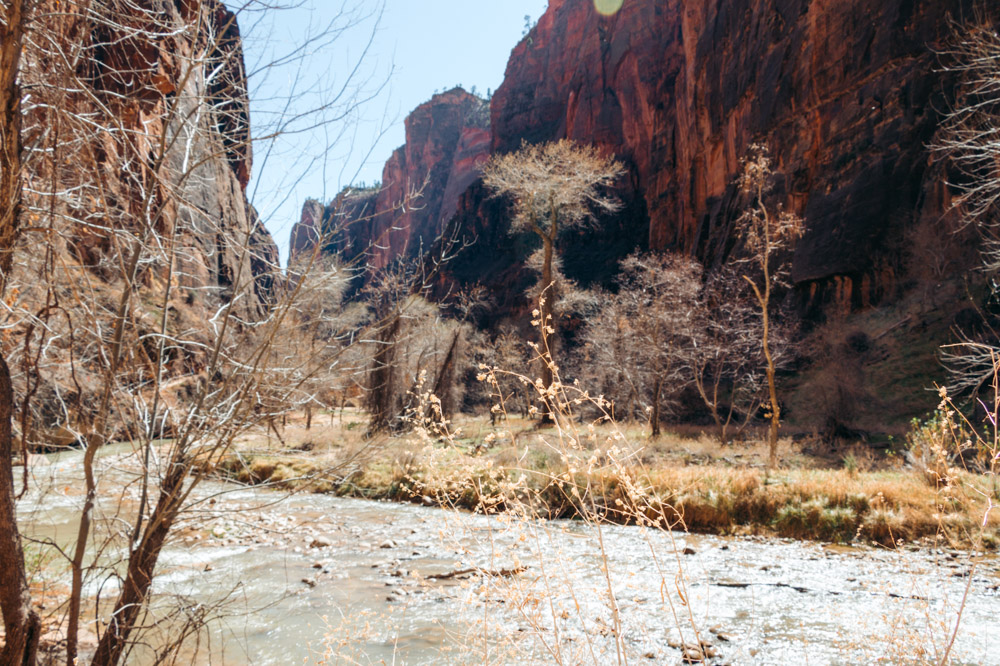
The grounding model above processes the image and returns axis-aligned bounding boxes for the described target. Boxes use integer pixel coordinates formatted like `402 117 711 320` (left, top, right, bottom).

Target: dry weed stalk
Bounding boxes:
904 349 1000 664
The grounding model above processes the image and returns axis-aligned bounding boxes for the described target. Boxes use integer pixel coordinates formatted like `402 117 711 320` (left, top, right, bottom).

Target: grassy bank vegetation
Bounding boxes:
215 408 999 551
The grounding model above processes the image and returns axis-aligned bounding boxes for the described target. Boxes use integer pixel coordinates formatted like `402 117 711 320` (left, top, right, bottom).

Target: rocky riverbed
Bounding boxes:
15 447 1000 664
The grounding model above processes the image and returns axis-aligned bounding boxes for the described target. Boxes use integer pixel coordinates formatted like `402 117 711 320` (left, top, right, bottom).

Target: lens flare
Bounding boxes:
594 0 624 16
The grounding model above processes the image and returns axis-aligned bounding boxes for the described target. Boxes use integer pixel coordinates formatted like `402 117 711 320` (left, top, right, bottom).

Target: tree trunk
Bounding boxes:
429 329 461 420
91 463 186 665
0 0 25 295
0 356 40 666
66 440 98 666
305 403 312 430
694 374 727 446
267 416 285 445
539 237 555 391
537 235 556 424
650 376 662 437
714 407 732 447
367 314 401 435
762 307 780 468
0 4 41 663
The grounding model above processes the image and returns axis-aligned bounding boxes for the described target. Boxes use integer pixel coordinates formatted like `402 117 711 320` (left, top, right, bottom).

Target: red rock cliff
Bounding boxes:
22 0 276 308
491 0 986 307
290 88 490 268
11 0 278 441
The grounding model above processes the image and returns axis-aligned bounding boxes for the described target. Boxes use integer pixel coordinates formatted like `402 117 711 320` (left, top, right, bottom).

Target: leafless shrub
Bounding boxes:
692 267 768 446
584 251 701 436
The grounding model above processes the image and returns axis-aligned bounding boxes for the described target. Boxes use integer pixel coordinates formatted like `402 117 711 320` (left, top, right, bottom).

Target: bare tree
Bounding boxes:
692 267 767 446
586 252 702 437
363 263 427 435
362 266 470 435
933 20 1000 269
933 18 1000 396
578 292 640 421
734 144 803 468
482 140 623 417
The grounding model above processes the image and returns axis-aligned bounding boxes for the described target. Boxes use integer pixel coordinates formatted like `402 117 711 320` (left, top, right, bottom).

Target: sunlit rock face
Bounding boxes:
298 0 994 316
24 0 276 310
491 0 985 310
290 88 491 268
14 0 278 444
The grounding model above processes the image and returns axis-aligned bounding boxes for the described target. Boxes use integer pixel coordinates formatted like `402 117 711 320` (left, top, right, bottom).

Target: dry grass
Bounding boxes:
215 410 999 550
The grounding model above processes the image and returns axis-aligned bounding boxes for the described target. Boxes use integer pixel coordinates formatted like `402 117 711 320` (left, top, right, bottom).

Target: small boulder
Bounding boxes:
682 647 704 662
310 537 333 549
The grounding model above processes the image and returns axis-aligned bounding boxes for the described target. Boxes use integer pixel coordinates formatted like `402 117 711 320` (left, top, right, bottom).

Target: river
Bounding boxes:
15 446 999 665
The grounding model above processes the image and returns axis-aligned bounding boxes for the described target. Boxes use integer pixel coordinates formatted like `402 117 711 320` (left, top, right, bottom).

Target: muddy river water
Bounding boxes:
15 447 1000 665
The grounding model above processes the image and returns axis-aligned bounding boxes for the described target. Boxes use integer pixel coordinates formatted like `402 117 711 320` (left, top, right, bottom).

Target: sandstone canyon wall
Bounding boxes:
11 0 278 443
297 0 991 318
290 88 490 269
492 0 985 311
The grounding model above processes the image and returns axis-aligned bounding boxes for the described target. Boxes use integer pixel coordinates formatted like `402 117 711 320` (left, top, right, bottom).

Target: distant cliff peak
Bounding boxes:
290 86 491 267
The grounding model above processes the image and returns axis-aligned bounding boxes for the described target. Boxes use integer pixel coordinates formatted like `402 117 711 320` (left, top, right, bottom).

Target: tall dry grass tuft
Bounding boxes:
902 348 1000 663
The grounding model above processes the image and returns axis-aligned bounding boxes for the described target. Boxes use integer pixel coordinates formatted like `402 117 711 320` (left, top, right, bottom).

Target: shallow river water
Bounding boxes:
16 447 1000 665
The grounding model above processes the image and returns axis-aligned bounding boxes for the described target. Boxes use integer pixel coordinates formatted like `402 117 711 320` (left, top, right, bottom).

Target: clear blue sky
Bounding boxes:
233 0 550 265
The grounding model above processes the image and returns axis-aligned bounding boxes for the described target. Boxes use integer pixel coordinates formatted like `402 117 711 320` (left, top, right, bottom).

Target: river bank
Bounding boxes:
214 411 1000 551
